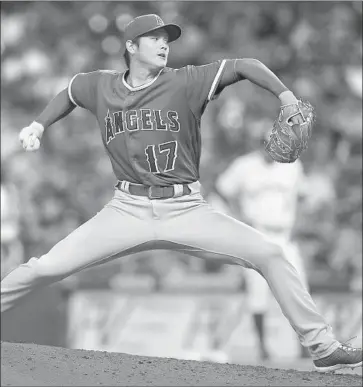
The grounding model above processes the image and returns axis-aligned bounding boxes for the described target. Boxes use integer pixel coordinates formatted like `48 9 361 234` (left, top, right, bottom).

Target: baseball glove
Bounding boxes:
265 98 316 163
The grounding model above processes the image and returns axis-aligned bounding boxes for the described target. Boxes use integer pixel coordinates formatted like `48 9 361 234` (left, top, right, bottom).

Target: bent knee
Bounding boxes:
25 256 65 281
253 239 288 271
260 239 285 259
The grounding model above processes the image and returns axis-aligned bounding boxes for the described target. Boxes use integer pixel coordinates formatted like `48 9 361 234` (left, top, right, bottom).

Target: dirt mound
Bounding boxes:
1 342 362 386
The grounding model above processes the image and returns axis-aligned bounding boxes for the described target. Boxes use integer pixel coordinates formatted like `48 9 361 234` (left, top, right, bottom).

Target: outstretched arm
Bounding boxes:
219 58 300 107
233 59 315 163
20 71 100 151
19 88 76 151
35 88 76 129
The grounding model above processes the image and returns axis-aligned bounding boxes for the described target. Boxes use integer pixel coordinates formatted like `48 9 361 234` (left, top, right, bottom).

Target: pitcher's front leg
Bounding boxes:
1 204 153 313
161 202 340 361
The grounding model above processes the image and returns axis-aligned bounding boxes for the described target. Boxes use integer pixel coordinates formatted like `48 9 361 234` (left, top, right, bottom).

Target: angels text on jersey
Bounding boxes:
104 108 181 144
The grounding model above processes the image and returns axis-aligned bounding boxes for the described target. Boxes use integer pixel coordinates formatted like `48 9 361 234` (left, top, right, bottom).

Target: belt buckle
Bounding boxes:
148 186 164 199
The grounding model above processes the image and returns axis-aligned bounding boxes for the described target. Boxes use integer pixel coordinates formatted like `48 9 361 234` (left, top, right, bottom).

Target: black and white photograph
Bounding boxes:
1 1 362 386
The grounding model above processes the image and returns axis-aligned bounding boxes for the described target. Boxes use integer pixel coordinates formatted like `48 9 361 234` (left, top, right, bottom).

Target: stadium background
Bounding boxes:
1 1 362 371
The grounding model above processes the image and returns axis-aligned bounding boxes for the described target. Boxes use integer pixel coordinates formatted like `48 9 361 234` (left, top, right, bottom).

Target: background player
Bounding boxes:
216 131 309 360
1 14 361 373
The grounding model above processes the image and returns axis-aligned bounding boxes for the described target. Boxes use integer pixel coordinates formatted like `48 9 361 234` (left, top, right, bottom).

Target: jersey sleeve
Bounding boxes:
215 158 246 198
68 71 101 113
185 59 239 118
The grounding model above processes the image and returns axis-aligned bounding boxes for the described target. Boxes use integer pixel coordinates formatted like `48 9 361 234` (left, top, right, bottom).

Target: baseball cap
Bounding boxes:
124 14 182 43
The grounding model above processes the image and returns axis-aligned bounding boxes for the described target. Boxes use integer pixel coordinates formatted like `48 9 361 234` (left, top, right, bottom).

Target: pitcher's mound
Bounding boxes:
1 342 362 386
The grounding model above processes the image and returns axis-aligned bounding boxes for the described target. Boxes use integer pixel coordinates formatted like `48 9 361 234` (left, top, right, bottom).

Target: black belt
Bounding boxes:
116 181 191 199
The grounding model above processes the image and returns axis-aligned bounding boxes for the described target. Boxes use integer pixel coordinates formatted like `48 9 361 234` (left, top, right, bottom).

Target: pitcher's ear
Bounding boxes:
125 40 136 54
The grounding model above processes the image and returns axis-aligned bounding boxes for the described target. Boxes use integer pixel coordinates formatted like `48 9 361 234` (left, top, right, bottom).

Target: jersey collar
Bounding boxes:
122 68 164 91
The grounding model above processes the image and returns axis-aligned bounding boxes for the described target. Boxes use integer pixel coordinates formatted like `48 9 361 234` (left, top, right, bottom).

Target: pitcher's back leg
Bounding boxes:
1 197 154 313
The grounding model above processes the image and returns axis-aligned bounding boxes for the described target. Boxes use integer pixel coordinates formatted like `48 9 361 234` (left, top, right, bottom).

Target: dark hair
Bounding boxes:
123 37 140 68
123 50 130 68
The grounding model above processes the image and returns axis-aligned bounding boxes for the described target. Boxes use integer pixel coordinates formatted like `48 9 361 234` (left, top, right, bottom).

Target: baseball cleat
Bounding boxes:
313 343 362 373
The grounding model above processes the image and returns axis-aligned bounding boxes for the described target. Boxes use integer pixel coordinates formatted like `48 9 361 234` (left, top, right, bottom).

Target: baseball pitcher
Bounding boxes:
1 14 361 373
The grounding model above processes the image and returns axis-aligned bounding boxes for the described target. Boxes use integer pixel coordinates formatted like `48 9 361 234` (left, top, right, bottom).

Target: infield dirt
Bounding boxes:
1 341 362 386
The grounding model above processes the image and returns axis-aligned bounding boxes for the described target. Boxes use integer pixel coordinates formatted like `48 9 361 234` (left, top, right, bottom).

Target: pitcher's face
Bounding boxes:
133 29 169 70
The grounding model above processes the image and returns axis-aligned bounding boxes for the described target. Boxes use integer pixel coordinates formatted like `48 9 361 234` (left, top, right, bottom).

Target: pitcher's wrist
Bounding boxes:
32 121 45 136
279 90 298 105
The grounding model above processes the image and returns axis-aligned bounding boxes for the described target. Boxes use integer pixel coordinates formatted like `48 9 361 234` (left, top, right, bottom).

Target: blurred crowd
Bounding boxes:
1 2 362 290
